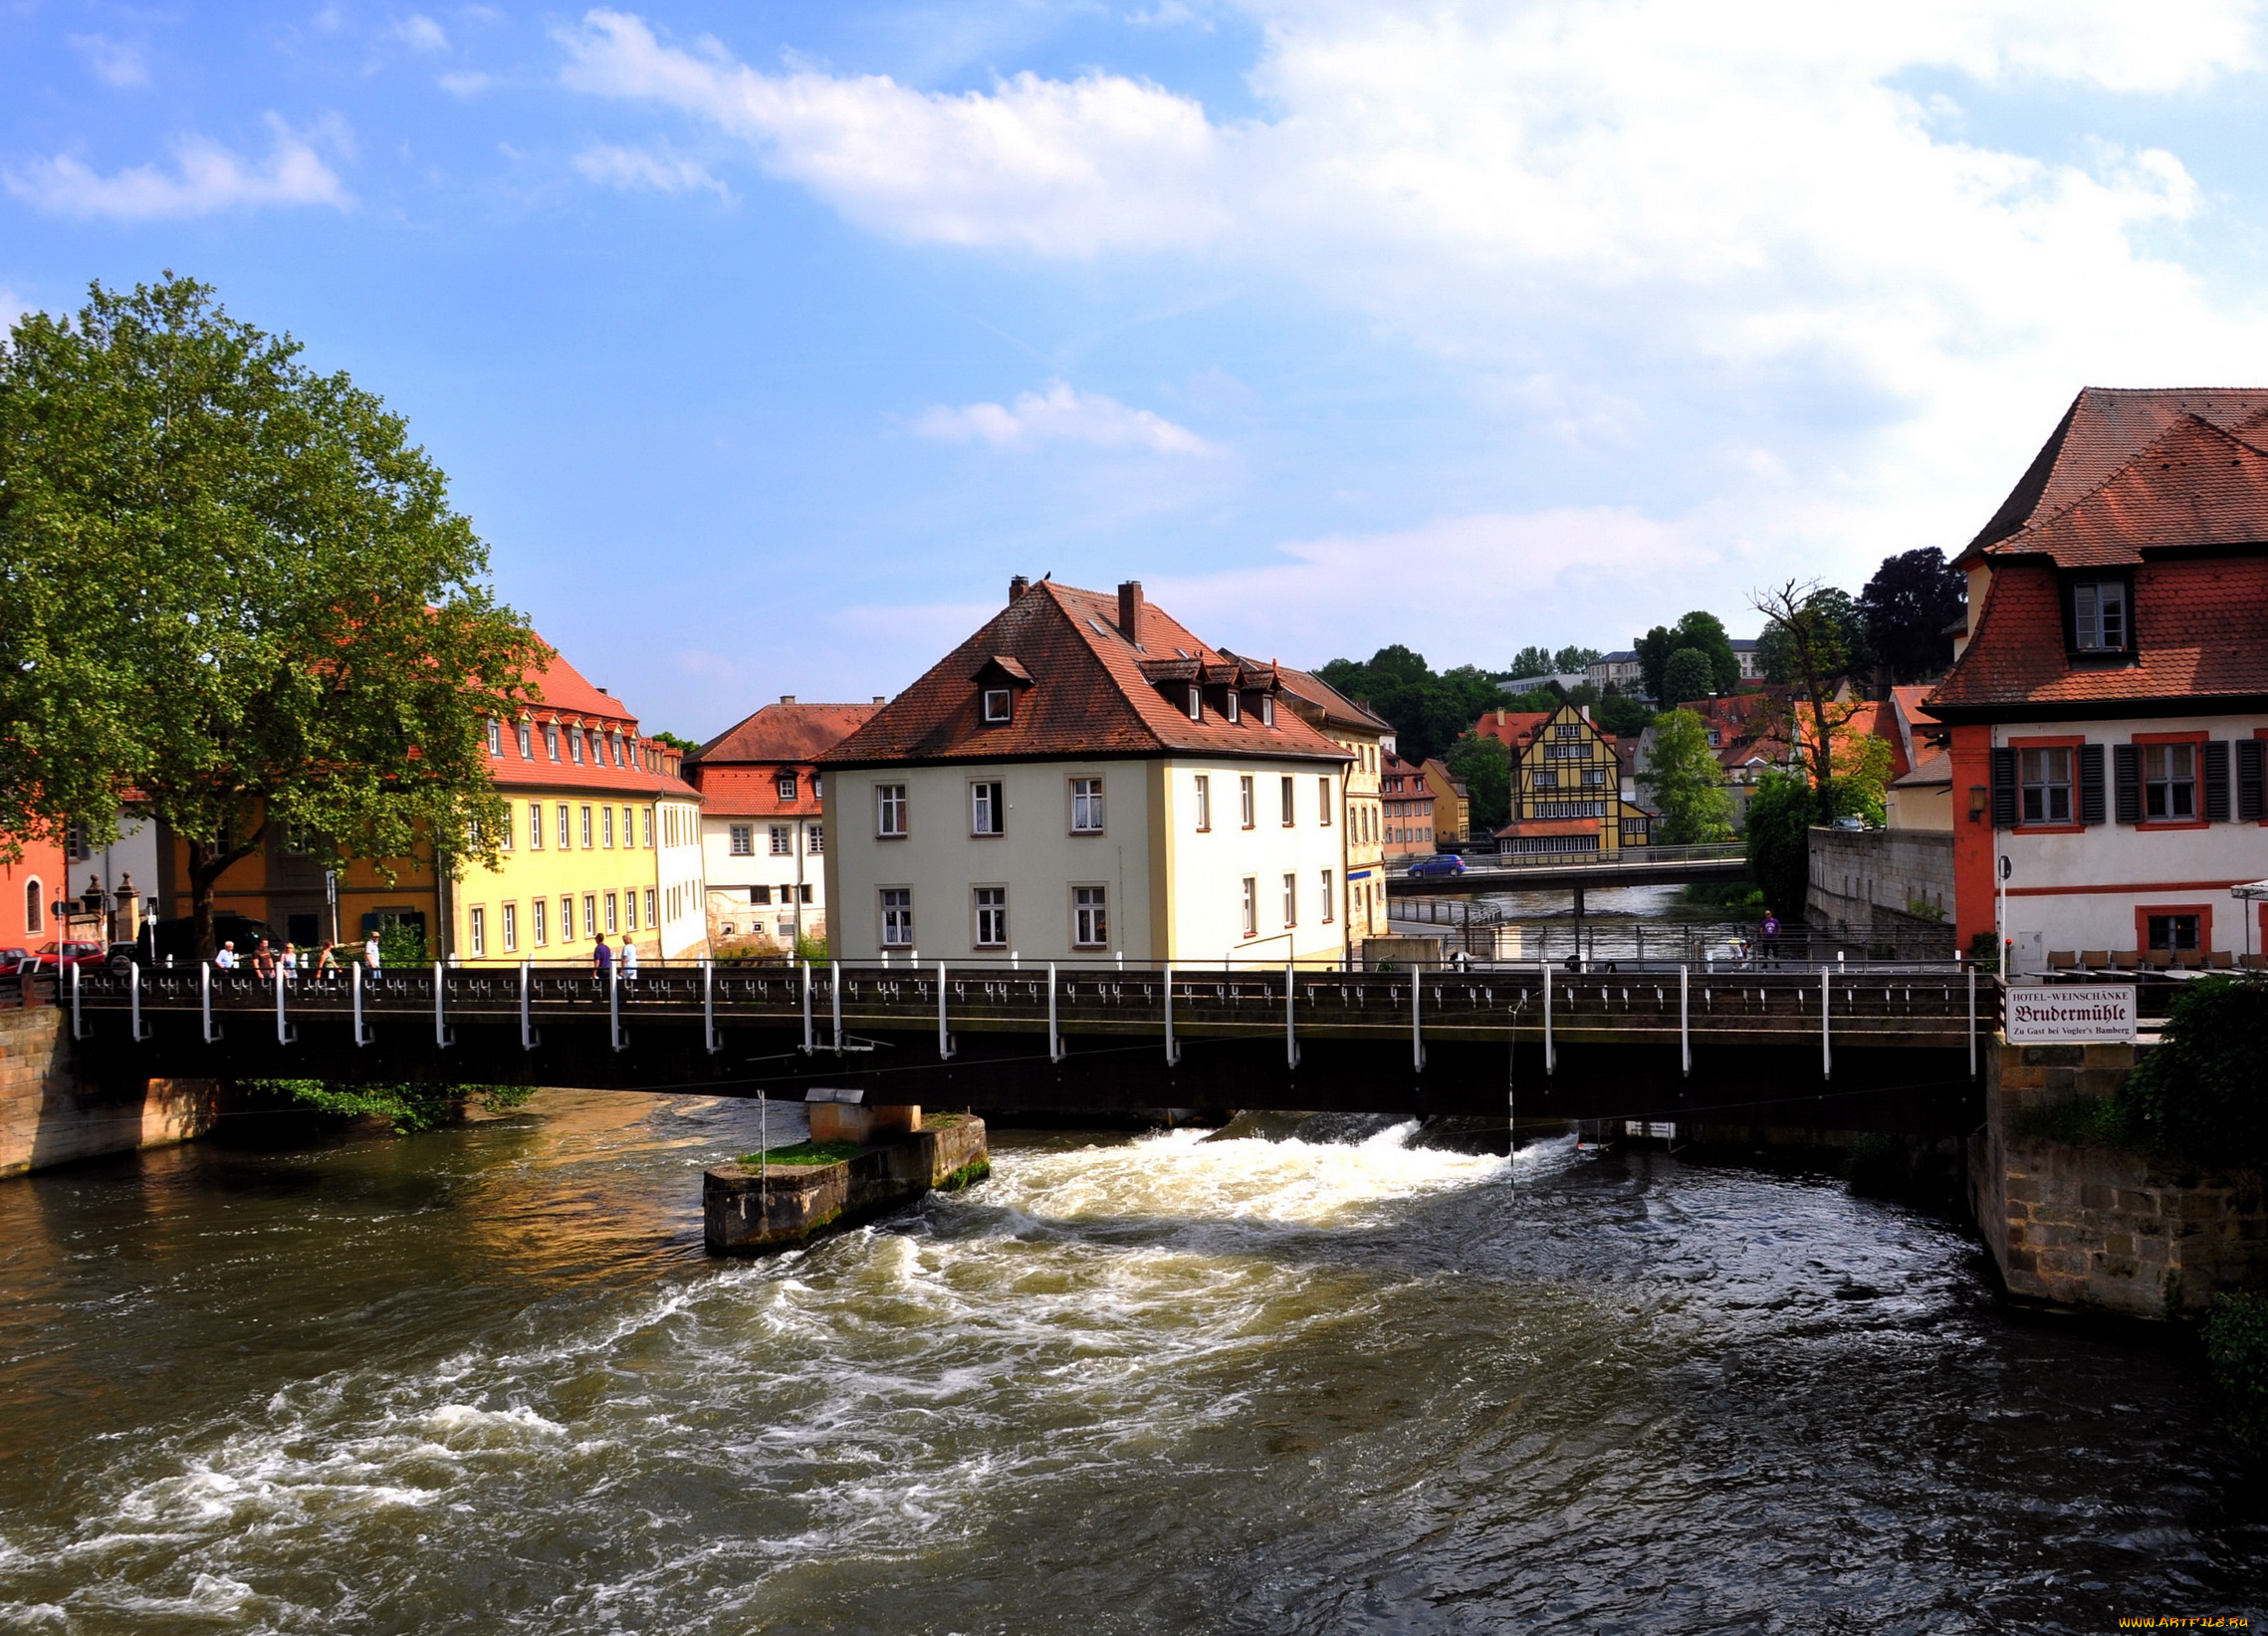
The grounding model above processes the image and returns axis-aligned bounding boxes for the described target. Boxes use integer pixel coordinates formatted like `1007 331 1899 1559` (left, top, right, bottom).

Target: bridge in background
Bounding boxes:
58 958 1991 1137
1384 841 1752 897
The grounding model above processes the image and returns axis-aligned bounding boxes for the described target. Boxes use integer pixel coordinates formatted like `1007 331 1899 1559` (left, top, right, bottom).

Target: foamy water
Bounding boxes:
0 1094 2256 1633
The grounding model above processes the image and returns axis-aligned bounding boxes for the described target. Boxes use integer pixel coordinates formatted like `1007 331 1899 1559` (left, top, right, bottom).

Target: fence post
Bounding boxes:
1680 962 1691 1078
831 959 843 1052
1047 962 1064 1063
937 961 954 1060
520 960 540 1051
1819 963 1831 1081
1412 966 1426 1072
1966 962 1977 1078
70 961 84 1041
1542 960 1554 1077
609 962 626 1052
1164 960 1181 1066
703 959 721 1055
275 964 296 1046
129 961 152 1043
1285 958 1300 1069
800 959 813 1054
350 960 370 1047
433 960 454 1049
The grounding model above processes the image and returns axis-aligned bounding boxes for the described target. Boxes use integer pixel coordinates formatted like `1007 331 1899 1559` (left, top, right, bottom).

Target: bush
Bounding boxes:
2116 977 2268 1169
245 1077 534 1133
1742 770 1814 923
2203 1293 2268 1460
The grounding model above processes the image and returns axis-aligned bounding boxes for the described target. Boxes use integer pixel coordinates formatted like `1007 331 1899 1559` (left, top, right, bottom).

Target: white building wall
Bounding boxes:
701 816 825 945
1993 712 2267 965
656 798 709 959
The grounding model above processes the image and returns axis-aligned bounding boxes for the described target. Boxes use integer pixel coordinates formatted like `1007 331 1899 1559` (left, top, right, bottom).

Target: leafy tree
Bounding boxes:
1757 585 1869 687
649 731 699 755
1592 692 1654 739
1445 732 1511 833
1551 644 1603 673
1662 647 1716 706
1635 624 1681 701
2118 977 2268 1168
1742 769 1815 921
1636 611 1739 698
1752 579 1871 817
0 275 544 954
1505 644 1554 679
1312 648 1504 766
1643 710 1734 844
1859 548 1965 683
1832 732 1894 827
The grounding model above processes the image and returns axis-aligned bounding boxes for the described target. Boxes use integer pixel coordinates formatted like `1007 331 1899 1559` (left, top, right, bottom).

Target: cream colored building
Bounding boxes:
1258 662 1394 943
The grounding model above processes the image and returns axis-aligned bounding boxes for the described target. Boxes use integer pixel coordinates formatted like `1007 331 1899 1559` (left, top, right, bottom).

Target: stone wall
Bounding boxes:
0 1005 217 1178
1968 1039 2268 1318
1804 826 1954 947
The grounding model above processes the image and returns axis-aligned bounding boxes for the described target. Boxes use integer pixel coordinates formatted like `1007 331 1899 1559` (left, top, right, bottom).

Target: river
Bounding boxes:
0 1090 2260 1633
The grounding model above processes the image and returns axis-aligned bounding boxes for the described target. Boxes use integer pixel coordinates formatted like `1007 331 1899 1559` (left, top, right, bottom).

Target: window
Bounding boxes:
557 805 571 849
1260 694 1274 728
751 885 773 906
2074 580 2129 652
1241 876 1257 939
502 903 518 953
602 807 615 848
623 807 635 849
812 774 823 802
1320 869 1334 923
500 803 515 851
2019 747 2073 824
2146 912 2201 952
561 895 576 942
24 879 41 934
2145 743 2196 819
487 720 503 756
643 888 655 928
1187 685 1203 722
983 687 1013 724
624 890 639 931
580 806 594 848
529 803 545 850
807 822 823 855
569 727 584 765
582 895 596 940
731 823 753 856
1240 775 1255 828
1282 872 1297 928
1280 776 1295 826
516 721 533 759
1073 885 1107 948
972 781 1005 836
1226 690 1241 724
778 771 797 803
1070 778 1104 833
1194 775 1211 830
643 809 653 848
881 888 914 947
545 723 561 761
771 824 792 856
877 784 908 837
1319 778 1332 824
975 886 1008 947
531 898 548 946
605 892 618 934
469 906 487 958
1553 723 1582 740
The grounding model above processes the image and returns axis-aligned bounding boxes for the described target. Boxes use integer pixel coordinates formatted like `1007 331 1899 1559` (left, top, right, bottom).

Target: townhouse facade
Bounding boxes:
1259 662 1393 942
1928 388 2268 971
686 696 885 950
1421 758 1471 844
1380 751 1438 857
818 579 1354 967
1488 700 1653 857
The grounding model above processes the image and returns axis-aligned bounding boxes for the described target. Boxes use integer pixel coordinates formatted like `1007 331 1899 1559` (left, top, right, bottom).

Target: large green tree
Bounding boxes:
1858 548 1965 683
1742 769 1815 922
1661 647 1715 707
1636 610 1739 699
0 275 545 954
1752 579 1872 818
1642 709 1734 844
1313 647 1504 766
1444 732 1511 833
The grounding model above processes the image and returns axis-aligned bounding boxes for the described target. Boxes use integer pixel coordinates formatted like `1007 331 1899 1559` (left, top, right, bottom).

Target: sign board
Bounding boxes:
2004 985 2137 1044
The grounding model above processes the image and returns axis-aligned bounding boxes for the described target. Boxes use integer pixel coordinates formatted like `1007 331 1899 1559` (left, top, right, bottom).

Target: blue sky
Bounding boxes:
9 1 2268 738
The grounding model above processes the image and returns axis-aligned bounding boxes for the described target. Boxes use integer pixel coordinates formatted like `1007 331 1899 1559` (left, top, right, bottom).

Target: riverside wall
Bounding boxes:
0 1005 218 1178
1968 1038 2268 1318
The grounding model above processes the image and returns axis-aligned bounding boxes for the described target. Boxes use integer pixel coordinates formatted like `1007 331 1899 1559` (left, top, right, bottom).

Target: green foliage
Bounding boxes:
0 276 544 955
1644 709 1735 844
2117 977 2268 1169
1312 649 1505 766
1829 732 1894 826
1637 611 1739 700
1445 732 1511 833
2204 1293 2268 1460
1551 644 1602 673
1591 692 1655 739
1755 584 1868 687
375 918 427 969
1742 769 1814 921
741 1139 865 1166
1662 648 1715 707
649 731 698 755
1505 645 1554 679
1859 548 1965 683
2008 1095 2143 1150
248 1077 535 1133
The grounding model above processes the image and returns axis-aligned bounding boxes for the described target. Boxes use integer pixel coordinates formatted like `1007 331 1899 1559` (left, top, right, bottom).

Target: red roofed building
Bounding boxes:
816 578 1354 965
686 697 885 950
1928 391 2268 970
1379 751 1436 858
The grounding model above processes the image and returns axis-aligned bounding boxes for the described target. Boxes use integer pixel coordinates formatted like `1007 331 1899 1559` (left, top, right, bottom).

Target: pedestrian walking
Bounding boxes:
1759 909 1782 966
214 941 238 971
316 941 340 977
620 936 639 979
592 934 612 978
363 932 381 971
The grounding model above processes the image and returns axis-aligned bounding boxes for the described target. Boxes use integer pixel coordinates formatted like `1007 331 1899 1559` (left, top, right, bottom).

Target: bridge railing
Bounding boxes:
1387 841 1749 876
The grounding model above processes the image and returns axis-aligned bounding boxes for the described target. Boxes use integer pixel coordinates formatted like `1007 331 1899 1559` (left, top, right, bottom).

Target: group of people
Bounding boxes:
589 933 641 978
211 934 383 977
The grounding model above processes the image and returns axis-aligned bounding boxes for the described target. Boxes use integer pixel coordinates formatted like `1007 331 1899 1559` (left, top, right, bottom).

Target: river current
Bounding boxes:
0 1090 2259 1634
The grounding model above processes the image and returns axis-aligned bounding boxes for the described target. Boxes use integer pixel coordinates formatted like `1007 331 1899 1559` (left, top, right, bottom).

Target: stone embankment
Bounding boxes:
705 1106 990 1253
1 1004 217 1178
1969 1040 2268 1318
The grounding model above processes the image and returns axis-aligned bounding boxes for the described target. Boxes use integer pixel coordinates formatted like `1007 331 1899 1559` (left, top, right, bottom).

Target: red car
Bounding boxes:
16 942 108 973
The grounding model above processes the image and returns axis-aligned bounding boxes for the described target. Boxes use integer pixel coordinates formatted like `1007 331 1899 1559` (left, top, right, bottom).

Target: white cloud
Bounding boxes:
392 14 449 52
438 71 495 97
912 380 1222 455
572 141 729 196
4 117 351 220
68 34 150 89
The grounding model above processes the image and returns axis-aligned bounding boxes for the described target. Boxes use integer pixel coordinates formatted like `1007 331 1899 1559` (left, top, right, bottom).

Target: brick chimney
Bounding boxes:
1009 575 1030 602
781 695 795 705
1117 580 1144 639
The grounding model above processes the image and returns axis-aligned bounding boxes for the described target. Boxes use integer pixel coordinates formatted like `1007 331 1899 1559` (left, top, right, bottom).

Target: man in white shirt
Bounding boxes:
213 942 237 970
363 933 381 971
620 936 639 979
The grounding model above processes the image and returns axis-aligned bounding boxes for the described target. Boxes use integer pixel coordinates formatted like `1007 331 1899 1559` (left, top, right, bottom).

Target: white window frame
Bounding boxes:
625 890 639 931
778 770 797 803
557 804 571 849
1260 694 1274 727
730 823 754 856
1069 777 1104 834
1280 775 1295 826
1318 777 1332 824
605 892 619 934
1226 690 1241 724
876 784 909 838
643 888 656 927
1282 872 1297 928
516 720 533 759
502 902 518 952
1187 685 1203 722
529 803 545 850
880 887 914 947
1072 884 1108 949
770 824 792 856
1241 876 1257 939
531 897 548 946
468 906 486 957
971 781 1005 836
1240 775 1255 829
983 687 1013 724
1320 869 1334 923
973 885 1008 948
580 806 594 848
1194 774 1211 831
807 822 823 855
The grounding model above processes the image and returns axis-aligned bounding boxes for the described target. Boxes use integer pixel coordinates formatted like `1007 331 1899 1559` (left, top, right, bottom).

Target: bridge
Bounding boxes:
1383 842 1751 896
57 957 1993 1137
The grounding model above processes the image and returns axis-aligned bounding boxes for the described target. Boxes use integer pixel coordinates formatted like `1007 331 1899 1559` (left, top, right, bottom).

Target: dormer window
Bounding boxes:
1187 685 1203 722
983 687 1013 724
1225 690 1241 724
1260 694 1275 728
2072 579 2130 653
778 771 797 803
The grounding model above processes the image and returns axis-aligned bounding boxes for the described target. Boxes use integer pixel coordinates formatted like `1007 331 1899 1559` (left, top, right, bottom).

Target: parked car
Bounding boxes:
18 941 109 973
1829 816 1868 831
1406 853 1468 877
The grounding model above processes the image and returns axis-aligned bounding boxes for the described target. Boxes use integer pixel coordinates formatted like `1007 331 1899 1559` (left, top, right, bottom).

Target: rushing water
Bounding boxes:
0 1091 2260 1634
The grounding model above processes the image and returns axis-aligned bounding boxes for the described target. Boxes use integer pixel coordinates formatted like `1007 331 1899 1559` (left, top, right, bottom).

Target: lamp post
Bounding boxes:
1996 853 2012 983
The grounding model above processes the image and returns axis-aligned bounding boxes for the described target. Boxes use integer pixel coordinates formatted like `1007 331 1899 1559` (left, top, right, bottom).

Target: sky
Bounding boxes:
8 1 2268 738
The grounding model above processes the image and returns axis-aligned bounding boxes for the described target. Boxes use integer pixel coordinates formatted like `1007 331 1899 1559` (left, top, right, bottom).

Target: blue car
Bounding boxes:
1406 853 1467 877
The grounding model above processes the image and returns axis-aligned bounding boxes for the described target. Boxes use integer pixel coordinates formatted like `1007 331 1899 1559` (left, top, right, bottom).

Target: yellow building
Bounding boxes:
1420 757 1470 844
1494 700 1653 858
450 643 709 965
1256 661 1395 941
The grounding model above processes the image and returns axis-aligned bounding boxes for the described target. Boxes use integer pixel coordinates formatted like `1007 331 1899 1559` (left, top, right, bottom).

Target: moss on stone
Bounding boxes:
739 1139 864 1167
937 1157 992 1191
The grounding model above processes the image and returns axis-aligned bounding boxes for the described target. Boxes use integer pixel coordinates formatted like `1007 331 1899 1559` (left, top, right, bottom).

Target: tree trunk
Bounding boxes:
184 818 268 960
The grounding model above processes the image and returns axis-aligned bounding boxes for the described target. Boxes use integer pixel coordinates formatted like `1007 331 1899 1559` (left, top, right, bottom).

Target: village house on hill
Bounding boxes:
686 696 885 951
1928 387 2268 972
815 579 1354 966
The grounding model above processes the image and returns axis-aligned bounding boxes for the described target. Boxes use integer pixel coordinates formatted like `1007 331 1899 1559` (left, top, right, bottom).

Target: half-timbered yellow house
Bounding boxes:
1491 700 1653 858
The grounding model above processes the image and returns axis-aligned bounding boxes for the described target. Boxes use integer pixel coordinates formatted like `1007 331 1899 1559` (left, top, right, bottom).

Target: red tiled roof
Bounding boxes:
816 581 1351 769
1981 414 2268 569
691 701 882 767
1928 556 2268 717
485 632 696 798
1469 709 1551 751
523 643 632 726
1253 660 1393 736
1961 386 2268 563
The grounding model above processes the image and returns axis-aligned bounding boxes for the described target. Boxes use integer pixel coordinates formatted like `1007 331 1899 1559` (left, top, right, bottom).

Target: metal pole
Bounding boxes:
70 961 84 1041
1163 960 1181 1066
350 960 369 1047
275 963 296 1045
830 958 842 1052
1047 961 1063 1063
433 959 453 1049
130 961 150 1042
1412 965 1426 1072
937 960 953 1060
1820 963 1832 1080
1542 960 1554 1077
1285 957 1299 1069
520 960 540 1051
703 959 721 1054
758 1089 767 1182
609 961 625 1052
1680 962 1690 1077
1966 961 1978 1078
800 958 813 1054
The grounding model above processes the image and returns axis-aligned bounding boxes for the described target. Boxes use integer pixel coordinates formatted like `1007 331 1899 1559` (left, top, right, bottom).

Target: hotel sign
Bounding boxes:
2004 985 2137 1044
